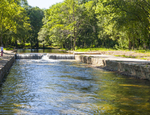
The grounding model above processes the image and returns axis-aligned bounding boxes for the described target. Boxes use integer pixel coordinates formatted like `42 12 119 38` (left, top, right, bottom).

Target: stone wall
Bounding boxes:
16 54 43 59
0 56 15 82
75 55 150 80
16 54 75 60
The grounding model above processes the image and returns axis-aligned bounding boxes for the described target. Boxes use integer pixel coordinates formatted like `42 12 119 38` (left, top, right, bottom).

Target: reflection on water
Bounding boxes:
17 49 68 54
0 59 150 114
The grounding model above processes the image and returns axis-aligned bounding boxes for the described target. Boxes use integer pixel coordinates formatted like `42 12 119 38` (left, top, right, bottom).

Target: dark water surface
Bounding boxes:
17 49 68 54
0 59 150 114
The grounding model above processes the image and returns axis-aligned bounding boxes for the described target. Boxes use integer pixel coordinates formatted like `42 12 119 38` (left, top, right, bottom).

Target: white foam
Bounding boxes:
41 54 49 60
40 54 58 62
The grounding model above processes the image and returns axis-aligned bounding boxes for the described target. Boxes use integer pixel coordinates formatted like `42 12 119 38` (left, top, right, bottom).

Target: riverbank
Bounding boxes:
74 52 150 80
0 50 16 82
1 49 150 81
74 48 150 60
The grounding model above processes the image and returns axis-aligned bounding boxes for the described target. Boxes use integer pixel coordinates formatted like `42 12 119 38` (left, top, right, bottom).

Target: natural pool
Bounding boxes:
0 58 150 114
17 49 68 54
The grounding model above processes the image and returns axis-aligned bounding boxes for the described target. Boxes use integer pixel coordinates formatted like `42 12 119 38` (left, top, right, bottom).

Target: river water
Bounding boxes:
0 58 150 114
17 49 68 54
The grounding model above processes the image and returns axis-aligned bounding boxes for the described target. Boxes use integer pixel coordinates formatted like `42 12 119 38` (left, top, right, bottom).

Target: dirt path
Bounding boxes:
0 50 16 68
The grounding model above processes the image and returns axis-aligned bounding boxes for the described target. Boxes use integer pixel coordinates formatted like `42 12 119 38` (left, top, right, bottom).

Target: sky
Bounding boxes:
27 0 64 9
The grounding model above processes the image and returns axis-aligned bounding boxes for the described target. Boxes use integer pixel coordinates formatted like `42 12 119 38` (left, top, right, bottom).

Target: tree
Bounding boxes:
103 0 150 49
26 6 44 48
0 0 30 47
38 0 150 50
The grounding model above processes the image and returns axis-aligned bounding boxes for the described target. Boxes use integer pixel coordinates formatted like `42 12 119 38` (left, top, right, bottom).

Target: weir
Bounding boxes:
48 54 75 59
15 53 43 59
15 53 75 60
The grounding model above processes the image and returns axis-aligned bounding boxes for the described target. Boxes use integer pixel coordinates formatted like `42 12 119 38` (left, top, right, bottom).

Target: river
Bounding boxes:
0 57 150 114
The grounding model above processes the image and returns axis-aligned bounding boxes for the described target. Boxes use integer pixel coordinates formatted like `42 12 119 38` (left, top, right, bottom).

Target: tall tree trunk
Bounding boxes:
36 38 39 49
74 37 76 50
1 12 3 47
129 40 132 50
73 0 75 50
15 40 17 48
128 33 132 50
30 41 32 49
0 32 2 47
133 37 135 50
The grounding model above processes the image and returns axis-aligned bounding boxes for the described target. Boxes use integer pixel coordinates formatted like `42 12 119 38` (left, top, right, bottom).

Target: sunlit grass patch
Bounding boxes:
4 47 14 50
75 48 116 52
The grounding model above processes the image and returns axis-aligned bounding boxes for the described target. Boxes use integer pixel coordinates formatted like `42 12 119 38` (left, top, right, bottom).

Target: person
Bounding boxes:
1 46 3 56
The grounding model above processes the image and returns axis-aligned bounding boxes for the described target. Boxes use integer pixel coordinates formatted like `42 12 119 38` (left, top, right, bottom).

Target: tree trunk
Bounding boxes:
129 40 132 50
128 33 132 50
43 43 45 49
15 40 17 48
0 32 2 47
73 37 76 50
36 39 39 49
1 12 3 47
30 41 32 49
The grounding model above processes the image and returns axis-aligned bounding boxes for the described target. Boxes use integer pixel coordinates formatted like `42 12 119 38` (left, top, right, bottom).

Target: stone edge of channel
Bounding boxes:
75 55 150 80
0 53 16 83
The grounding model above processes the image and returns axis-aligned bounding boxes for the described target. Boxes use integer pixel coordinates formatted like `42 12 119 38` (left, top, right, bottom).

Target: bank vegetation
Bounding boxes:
0 0 150 51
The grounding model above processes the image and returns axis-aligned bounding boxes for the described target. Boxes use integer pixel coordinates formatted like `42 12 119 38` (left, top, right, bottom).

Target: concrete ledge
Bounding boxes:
48 54 75 59
16 53 75 59
75 55 150 80
0 52 15 82
16 53 43 59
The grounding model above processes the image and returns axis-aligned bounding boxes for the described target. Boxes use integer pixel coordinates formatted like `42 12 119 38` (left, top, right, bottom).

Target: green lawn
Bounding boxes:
75 48 129 52
75 47 150 53
74 48 150 60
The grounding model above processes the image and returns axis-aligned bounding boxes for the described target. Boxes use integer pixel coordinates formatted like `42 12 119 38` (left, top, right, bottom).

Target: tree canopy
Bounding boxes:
0 0 43 48
1 0 150 50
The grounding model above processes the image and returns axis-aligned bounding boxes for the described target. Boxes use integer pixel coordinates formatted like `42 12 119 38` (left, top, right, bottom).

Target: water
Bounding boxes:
41 54 49 60
0 59 150 114
17 49 68 54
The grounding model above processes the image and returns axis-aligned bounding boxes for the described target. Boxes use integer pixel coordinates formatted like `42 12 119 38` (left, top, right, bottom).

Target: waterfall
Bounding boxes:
16 53 75 60
48 54 75 59
15 53 43 59
41 54 49 60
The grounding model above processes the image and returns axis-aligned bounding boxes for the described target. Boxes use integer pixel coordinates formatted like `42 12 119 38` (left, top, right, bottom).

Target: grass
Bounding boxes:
75 47 150 53
115 55 149 60
115 55 136 58
4 47 14 50
74 47 150 60
75 48 117 52
75 48 141 53
59 48 66 50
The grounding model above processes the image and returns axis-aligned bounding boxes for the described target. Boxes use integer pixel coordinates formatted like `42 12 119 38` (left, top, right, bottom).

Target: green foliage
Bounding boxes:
0 0 31 48
4 47 14 50
1 0 150 51
38 0 99 50
0 0 44 49
26 6 44 48
103 0 150 49
75 47 116 52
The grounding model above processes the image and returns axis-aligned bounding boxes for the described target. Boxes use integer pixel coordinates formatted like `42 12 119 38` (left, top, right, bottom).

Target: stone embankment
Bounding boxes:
74 52 150 80
1 50 150 81
0 51 16 82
